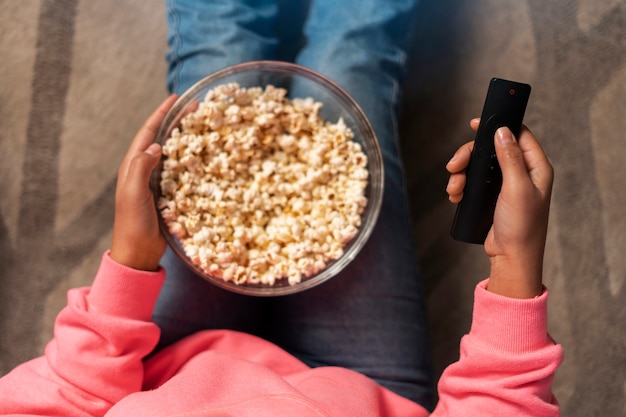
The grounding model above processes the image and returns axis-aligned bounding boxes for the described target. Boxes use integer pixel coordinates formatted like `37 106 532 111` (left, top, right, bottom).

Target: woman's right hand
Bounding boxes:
110 95 178 271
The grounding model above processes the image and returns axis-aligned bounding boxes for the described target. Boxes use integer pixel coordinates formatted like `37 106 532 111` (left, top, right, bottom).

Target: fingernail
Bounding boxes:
145 143 161 156
496 127 514 145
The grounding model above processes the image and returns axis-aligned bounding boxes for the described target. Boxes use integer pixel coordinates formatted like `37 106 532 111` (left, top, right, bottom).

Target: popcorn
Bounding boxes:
159 83 368 286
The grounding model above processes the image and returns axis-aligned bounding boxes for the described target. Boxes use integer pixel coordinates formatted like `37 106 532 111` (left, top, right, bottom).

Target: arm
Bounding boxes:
0 96 177 416
0 255 165 416
433 123 562 416
433 280 563 417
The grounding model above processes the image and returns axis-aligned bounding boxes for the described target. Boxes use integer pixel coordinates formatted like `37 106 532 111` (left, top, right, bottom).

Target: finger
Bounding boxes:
447 118 481 172
446 173 465 203
517 126 554 193
446 141 474 173
448 193 463 204
119 95 177 182
128 95 179 156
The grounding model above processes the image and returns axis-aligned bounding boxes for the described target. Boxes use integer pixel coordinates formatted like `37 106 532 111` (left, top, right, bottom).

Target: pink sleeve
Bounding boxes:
0 251 165 416
432 279 563 417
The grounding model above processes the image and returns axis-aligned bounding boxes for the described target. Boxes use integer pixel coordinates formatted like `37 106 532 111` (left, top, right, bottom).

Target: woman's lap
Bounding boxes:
153 0 433 408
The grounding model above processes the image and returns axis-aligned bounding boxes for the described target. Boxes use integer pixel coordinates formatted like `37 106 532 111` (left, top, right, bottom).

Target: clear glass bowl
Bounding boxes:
151 61 383 296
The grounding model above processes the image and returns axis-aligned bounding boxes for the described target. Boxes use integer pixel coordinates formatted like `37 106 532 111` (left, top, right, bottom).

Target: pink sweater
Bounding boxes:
0 252 562 416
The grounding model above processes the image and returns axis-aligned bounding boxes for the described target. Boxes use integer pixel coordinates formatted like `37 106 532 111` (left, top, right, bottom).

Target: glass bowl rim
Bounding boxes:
151 60 384 296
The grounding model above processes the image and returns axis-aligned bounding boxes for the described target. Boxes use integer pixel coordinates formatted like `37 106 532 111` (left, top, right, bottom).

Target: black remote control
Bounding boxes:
451 78 531 244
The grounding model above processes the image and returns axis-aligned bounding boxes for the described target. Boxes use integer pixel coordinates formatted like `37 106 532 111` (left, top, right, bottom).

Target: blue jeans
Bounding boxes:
153 0 433 409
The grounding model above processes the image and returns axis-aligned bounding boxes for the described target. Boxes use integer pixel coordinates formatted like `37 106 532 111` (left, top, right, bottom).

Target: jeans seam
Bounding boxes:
167 0 182 94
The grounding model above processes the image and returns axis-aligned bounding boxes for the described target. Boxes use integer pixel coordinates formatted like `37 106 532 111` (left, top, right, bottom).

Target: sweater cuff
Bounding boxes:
86 251 166 321
471 279 550 355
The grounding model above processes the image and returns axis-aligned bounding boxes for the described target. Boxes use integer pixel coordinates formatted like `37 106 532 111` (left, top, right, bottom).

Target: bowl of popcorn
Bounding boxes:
151 61 383 295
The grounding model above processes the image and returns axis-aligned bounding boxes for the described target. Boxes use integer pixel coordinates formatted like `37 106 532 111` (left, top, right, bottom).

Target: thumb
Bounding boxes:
495 127 529 188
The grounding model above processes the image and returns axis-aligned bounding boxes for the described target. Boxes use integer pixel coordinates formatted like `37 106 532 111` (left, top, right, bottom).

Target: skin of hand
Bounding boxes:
110 95 178 271
446 119 554 298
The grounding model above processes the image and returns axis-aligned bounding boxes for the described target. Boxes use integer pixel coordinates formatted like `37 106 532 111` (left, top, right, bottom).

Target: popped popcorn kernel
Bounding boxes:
160 83 368 286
